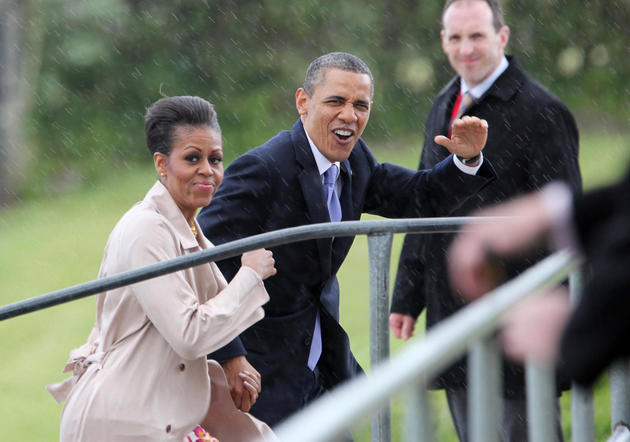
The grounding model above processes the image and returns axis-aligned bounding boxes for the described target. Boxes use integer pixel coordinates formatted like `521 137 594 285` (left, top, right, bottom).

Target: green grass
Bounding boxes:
0 165 158 439
1 130 629 440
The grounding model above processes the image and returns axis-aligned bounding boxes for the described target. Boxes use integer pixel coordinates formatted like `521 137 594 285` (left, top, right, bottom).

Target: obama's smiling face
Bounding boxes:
296 68 372 162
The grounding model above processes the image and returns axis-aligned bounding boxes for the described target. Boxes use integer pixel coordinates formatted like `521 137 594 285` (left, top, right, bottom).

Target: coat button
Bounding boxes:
165 424 171 433
177 363 186 372
304 336 312 346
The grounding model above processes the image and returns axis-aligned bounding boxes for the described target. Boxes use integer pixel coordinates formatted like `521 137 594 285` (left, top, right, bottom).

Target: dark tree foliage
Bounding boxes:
18 0 630 196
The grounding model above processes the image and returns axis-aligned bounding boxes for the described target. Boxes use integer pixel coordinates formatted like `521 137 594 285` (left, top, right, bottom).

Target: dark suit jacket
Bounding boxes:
559 167 630 386
197 119 495 425
391 56 582 397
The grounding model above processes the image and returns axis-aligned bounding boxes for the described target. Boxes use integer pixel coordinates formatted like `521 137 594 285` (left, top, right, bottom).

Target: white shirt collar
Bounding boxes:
304 127 340 179
461 56 509 98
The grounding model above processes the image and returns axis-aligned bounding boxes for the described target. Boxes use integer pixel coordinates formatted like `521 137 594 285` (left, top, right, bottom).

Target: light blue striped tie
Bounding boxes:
308 164 341 370
323 164 342 223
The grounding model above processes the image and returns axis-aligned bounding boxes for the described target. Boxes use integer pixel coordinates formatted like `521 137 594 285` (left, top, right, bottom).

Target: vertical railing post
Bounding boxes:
469 336 502 442
405 384 434 442
368 232 393 442
526 361 556 442
570 270 595 442
610 359 630 431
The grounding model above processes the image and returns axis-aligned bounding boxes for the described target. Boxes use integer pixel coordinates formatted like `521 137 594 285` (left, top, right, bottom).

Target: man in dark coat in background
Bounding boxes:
389 1 581 440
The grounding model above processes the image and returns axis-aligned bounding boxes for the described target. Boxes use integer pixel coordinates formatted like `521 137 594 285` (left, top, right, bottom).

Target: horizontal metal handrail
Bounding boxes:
273 250 581 442
3 215 608 440
0 216 502 321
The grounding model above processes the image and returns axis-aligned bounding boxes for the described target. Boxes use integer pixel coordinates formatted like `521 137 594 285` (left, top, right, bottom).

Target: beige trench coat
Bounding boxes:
48 181 274 441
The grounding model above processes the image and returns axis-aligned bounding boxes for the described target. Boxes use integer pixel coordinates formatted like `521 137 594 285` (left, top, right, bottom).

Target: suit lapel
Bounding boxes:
338 160 353 222
481 55 522 104
292 120 333 277
435 77 461 135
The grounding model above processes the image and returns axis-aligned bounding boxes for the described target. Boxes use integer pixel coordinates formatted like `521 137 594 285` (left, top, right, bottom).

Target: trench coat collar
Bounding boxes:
144 180 205 250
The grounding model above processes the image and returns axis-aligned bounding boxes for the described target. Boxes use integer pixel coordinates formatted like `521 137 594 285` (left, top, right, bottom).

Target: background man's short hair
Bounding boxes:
442 0 506 31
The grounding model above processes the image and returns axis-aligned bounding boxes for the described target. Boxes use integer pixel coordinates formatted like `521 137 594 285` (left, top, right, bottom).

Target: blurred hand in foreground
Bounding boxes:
500 288 572 365
448 192 553 300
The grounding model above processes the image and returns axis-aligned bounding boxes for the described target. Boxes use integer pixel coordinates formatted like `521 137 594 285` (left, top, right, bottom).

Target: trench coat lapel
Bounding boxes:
147 182 219 301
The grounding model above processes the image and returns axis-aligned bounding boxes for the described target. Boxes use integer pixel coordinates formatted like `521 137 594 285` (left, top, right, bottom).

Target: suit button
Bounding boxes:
304 336 312 346
177 363 186 372
165 424 171 433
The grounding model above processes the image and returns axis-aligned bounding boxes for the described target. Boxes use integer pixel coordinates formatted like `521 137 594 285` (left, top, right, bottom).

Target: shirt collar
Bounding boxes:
461 56 509 98
304 127 340 178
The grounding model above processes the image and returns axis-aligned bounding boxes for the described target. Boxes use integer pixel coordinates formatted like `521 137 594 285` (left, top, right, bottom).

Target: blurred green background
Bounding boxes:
1 0 630 440
1 0 630 204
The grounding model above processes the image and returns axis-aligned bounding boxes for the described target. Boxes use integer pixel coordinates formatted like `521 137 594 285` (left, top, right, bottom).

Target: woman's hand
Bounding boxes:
242 248 277 280
219 356 262 412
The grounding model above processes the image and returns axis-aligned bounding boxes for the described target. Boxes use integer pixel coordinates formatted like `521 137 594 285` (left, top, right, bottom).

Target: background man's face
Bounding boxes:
296 68 372 163
441 0 509 88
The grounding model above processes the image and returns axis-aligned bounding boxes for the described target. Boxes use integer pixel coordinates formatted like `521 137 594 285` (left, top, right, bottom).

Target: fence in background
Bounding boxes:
1 218 627 441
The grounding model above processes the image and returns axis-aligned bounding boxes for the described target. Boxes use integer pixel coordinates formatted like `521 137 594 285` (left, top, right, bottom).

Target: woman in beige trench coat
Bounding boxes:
47 96 277 442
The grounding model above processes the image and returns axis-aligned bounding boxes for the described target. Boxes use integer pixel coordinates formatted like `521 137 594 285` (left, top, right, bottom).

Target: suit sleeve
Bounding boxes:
559 169 630 385
559 213 630 386
572 175 625 250
365 153 496 219
197 152 273 361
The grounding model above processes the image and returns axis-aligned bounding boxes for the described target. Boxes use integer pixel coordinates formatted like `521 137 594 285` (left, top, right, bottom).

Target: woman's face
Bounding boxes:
153 125 223 222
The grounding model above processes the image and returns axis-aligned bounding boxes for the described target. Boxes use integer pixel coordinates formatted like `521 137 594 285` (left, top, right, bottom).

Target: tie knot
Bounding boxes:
464 91 477 106
454 90 477 122
324 164 338 186
462 90 475 107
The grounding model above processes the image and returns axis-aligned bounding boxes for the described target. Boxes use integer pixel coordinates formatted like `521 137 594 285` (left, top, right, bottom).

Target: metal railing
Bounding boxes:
0 218 485 321
1 217 628 441
274 251 579 442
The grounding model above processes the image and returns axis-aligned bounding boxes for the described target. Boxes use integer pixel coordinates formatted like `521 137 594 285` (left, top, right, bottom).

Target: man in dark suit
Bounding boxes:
197 51 496 427
449 166 630 388
389 0 582 440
